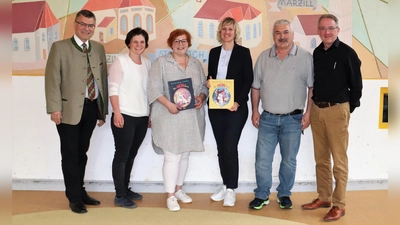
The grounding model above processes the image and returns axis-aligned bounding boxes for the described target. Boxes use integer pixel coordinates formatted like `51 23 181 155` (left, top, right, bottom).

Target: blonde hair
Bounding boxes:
216 17 240 43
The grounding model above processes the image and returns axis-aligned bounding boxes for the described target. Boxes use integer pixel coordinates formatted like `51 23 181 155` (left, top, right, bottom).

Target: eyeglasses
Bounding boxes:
75 21 95 29
318 26 337 31
173 39 188 45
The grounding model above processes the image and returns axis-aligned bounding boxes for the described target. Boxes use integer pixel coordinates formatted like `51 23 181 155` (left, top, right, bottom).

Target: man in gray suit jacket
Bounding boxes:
45 9 108 214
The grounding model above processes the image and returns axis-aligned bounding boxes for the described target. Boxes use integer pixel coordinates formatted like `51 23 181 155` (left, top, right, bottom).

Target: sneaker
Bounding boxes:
114 196 137 209
211 185 227 201
126 188 143 201
175 189 192 203
249 198 270 210
167 196 180 212
223 188 236 207
278 196 293 209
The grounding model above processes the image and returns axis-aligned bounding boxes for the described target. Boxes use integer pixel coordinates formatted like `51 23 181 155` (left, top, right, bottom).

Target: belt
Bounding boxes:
84 98 97 103
314 101 340 108
264 109 303 116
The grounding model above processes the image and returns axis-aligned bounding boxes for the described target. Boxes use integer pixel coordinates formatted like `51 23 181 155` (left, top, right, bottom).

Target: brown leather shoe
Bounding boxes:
301 198 331 210
324 206 345 222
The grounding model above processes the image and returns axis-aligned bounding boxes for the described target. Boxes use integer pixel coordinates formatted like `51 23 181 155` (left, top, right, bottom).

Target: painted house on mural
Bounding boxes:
292 14 322 54
82 0 156 43
96 17 118 43
12 1 59 63
194 0 262 48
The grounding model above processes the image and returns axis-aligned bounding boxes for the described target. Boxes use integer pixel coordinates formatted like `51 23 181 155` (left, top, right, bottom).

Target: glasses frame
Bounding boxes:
173 39 188 45
75 21 96 29
318 26 338 32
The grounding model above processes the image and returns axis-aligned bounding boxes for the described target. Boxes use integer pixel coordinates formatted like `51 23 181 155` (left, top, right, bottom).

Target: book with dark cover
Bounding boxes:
168 78 195 110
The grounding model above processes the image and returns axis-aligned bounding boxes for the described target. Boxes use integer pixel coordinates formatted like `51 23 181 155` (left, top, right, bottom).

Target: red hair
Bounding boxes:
167 29 192 48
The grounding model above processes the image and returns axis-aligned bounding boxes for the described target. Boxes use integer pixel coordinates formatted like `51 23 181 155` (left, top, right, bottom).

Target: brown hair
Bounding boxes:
76 9 96 22
125 27 149 48
167 29 192 48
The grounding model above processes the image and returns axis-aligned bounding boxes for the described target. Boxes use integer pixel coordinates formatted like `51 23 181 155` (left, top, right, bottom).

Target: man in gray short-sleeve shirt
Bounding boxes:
248 19 313 210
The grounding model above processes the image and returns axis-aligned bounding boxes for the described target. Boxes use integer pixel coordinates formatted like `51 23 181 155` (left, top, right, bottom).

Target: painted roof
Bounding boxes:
194 0 261 22
83 0 154 11
12 1 58 33
97 17 115 27
120 0 154 8
297 14 322 35
82 0 121 11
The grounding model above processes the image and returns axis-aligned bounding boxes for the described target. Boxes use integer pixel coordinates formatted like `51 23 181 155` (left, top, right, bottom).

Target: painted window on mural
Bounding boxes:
147 15 153 32
134 15 140 28
209 23 214 39
13 38 18 51
121 17 127 32
48 32 52 42
198 21 203 38
311 38 316 48
246 25 250 40
24 38 30 51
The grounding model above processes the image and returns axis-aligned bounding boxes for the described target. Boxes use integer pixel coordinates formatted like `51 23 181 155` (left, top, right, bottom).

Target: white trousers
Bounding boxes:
162 150 190 193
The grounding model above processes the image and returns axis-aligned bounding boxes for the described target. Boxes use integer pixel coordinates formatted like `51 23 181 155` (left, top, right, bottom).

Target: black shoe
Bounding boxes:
69 201 87 214
82 194 101 205
249 198 270 210
114 196 137 209
278 196 293 209
126 188 143 201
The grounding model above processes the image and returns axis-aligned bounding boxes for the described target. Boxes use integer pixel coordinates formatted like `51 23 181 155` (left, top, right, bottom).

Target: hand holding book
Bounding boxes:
168 78 196 111
194 93 207 109
208 79 234 109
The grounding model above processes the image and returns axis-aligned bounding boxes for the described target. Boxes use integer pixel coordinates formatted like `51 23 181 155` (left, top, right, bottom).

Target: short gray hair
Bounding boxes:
273 19 293 33
318 14 339 27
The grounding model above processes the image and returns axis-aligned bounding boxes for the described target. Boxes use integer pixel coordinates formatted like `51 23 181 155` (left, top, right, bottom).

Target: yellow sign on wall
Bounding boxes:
379 87 388 129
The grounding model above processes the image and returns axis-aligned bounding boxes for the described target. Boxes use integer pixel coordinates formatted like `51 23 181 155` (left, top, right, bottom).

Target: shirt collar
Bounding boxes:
332 37 340 48
166 52 191 62
74 34 89 49
269 43 298 57
317 37 341 51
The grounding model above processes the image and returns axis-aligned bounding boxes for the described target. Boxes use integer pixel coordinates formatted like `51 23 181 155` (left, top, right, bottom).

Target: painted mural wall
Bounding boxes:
12 0 387 79
12 0 388 190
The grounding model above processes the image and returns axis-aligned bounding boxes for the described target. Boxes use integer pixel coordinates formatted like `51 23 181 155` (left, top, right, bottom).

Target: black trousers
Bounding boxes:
208 104 248 189
56 101 98 203
111 113 148 197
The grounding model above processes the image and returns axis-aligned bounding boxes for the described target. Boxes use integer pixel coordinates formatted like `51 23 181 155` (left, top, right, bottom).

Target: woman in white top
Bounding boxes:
108 28 151 209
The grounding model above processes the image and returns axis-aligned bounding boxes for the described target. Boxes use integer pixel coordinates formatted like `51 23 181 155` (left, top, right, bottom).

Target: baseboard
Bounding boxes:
12 179 388 193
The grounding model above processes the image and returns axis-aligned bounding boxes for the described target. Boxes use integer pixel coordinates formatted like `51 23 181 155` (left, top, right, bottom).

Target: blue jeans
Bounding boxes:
254 111 302 199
